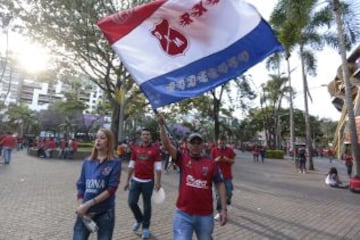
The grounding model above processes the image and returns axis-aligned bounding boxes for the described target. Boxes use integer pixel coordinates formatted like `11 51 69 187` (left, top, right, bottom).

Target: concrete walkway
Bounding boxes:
0 150 359 240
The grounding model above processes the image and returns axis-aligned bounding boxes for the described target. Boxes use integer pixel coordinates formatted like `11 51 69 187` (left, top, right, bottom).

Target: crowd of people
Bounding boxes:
30 137 79 159
73 113 234 240
2 115 356 239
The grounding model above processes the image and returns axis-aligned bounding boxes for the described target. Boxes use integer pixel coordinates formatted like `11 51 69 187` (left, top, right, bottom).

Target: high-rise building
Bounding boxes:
0 57 104 113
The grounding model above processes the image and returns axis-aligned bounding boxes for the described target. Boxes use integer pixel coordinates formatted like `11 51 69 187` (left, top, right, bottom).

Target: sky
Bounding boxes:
247 0 348 121
1 0 357 121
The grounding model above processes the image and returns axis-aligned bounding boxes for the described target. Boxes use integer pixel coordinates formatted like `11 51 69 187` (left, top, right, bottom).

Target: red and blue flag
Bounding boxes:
97 0 283 108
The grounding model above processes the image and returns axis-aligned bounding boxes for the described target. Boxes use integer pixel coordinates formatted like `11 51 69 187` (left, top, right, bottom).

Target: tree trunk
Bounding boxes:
287 56 296 164
117 101 125 144
111 104 120 146
334 0 360 177
300 44 314 170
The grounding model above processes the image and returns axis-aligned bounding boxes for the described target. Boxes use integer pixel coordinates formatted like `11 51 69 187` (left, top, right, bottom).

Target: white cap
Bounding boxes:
187 133 203 142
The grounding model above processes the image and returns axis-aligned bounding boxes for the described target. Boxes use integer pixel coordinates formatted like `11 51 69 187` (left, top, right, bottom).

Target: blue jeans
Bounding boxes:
3 147 12 163
58 148 65 159
73 208 115 240
173 209 214 240
216 179 233 211
128 179 154 229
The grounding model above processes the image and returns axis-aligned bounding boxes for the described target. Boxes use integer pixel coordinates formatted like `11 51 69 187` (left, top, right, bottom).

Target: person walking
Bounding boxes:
211 135 236 221
0 132 16 165
252 146 259 162
73 128 121 240
298 148 307 174
124 128 162 239
328 148 334 163
342 150 353 178
157 114 227 240
259 146 266 163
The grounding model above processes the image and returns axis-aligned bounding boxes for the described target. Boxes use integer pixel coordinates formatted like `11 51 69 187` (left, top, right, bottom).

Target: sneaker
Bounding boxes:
214 213 220 221
132 222 141 232
142 229 150 239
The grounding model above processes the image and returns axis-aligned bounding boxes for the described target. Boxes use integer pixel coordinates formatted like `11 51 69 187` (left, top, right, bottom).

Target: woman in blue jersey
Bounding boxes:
73 128 121 240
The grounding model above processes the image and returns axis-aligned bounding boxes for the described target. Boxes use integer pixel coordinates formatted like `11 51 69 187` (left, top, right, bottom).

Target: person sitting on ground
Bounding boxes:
325 167 348 188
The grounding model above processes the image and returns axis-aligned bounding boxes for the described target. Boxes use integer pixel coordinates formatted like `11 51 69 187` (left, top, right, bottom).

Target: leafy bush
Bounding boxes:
78 142 93 148
266 149 285 159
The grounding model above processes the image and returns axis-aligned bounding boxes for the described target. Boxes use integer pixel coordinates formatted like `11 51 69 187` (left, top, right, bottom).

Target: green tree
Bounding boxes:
271 0 336 170
260 73 291 149
5 103 39 135
168 76 256 141
269 18 299 161
331 0 360 177
4 0 151 145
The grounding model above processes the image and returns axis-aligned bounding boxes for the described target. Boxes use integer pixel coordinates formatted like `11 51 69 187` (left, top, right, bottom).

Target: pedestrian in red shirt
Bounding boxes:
157 113 227 240
211 135 236 221
0 132 16 164
328 148 334 163
124 128 162 239
45 138 56 158
342 151 353 178
69 138 79 159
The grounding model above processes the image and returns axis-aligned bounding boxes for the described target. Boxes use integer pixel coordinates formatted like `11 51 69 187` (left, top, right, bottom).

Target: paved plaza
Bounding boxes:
0 150 359 240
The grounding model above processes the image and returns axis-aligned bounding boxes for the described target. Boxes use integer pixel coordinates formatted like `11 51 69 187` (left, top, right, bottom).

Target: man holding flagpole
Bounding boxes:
157 113 227 239
97 1 282 237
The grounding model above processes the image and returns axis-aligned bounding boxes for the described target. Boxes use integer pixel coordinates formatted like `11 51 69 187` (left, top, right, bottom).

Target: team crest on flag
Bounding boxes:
151 19 188 56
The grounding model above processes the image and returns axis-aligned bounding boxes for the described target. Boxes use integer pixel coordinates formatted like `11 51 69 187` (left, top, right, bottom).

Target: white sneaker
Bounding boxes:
214 213 220 221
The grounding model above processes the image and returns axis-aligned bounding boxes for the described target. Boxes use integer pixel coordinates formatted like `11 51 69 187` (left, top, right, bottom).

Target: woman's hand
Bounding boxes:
76 200 92 216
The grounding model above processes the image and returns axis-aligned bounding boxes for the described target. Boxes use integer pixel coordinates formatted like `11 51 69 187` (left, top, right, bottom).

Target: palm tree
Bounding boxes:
331 0 360 177
270 0 350 170
269 17 298 162
260 70 290 149
0 14 12 84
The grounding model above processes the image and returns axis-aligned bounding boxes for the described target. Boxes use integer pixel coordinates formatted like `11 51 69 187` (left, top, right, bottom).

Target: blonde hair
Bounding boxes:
89 128 115 160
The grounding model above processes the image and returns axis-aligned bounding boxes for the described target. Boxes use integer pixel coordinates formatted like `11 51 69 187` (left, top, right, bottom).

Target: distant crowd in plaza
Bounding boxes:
30 137 79 159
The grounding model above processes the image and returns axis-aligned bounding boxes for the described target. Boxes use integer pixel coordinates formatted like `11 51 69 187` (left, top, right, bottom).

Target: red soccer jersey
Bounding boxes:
131 144 161 180
211 146 235 179
0 135 16 148
175 153 220 215
71 140 78 151
47 139 56 149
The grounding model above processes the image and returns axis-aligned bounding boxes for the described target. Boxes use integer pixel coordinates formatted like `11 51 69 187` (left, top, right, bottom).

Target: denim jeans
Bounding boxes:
216 179 233 211
173 209 214 240
128 179 154 229
58 148 65 159
73 208 115 240
2 147 12 163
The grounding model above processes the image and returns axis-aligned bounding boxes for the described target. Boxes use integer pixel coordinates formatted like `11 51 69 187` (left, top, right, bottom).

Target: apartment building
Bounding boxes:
0 57 103 112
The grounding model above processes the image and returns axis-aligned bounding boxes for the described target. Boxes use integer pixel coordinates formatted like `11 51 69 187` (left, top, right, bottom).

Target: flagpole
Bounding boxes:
153 108 179 149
